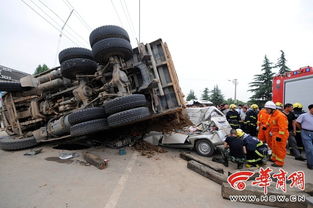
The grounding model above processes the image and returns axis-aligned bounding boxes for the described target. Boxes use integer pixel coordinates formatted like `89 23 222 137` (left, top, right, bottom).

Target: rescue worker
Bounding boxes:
265 101 289 167
236 129 268 168
244 104 259 136
222 129 246 169
257 107 271 148
226 104 241 129
293 102 305 152
275 102 283 111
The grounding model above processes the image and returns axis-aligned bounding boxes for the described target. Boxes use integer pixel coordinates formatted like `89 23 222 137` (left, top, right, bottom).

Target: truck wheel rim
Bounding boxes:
199 142 210 154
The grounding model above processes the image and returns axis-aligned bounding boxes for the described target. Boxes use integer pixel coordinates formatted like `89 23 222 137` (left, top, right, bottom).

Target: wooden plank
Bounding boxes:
180 152 224 174
187 160 227 185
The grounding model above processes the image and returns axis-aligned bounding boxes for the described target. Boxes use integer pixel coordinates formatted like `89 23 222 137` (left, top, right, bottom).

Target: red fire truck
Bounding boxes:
272 66 313 109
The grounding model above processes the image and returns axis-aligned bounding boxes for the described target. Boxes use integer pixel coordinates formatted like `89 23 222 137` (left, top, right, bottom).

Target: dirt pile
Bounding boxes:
133 140 167 158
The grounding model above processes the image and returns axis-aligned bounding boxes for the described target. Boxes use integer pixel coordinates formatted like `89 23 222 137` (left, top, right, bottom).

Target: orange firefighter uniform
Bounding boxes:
257 109 271 147
268 110 289 166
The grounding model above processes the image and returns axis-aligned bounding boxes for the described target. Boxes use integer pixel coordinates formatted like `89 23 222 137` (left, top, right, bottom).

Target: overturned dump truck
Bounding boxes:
0 25 185 150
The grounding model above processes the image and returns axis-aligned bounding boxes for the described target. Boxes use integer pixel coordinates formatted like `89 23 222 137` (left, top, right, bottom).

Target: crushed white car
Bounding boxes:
144 106 232 156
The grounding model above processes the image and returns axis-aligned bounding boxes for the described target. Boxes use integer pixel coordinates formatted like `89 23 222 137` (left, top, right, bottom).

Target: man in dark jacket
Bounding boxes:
293 102 305 152
226 104 240 129
244 104 259 136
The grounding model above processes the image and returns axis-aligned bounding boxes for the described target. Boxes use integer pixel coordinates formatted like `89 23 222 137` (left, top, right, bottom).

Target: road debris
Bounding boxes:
59 152 80 160
24 148 42 156
83 152 108 170
133 140 167 158
119 148 127 155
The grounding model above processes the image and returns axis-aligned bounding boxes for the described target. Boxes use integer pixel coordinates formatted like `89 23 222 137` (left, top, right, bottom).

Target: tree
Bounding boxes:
249 55 275 107
225 98 245 105
275 50 290 75
186 90 197 101
34 64 49 75
209 85 224 106
201 88 210 100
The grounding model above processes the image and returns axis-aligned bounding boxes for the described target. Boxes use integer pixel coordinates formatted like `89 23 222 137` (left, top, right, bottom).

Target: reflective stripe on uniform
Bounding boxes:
275 156 284 162
256 141 263 147
246 158 262 163
255 150 265 158
279 131 285 135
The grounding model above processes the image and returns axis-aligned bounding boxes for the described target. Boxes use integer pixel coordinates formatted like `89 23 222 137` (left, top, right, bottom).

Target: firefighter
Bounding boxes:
257 108 271 147
226 104 241 129
275 102 283 111
236 129 268 168
264 101 289 167
293 102 305 152
244 104 259 136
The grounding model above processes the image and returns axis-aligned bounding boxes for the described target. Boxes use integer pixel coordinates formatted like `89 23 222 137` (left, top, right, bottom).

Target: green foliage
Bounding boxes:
34 64 49 75
249 55 275 107
201 88 210 100
275 50 290 75
209 85 224 106
186 90 197 101
225 98 245 105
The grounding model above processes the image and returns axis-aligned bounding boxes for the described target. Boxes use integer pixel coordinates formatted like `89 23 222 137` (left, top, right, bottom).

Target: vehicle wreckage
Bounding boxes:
0 25 186 150
144 107 232 156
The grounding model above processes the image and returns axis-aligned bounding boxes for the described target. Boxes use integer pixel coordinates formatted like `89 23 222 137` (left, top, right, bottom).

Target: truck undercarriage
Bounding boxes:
0 25 186 150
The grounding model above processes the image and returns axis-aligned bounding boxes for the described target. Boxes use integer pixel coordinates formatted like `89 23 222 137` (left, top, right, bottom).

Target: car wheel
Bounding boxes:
0 136 38 150
70 118 109 137
89 25 130 47
0 81 27 92
68 107 107 126
195 140 214 157
104 94 147 115
92 37 133 64
107 107 150 128
61 58 98 79
59 47 94 64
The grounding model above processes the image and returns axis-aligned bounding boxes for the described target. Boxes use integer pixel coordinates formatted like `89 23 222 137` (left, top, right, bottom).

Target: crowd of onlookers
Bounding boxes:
217 101 313 170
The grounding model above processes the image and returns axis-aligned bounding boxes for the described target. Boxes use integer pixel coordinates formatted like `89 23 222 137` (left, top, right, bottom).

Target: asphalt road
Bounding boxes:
0 141 273 208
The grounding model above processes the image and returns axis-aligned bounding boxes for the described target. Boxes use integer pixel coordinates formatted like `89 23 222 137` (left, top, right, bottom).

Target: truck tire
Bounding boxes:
89 25 130 47
61 58 98 79
104 94 147 115
107 107 150 127
68 107 107 126
59 47 94 64
195 140 215 157
70 118 109 137
0 136 38 150
0 81 25 92
92 38 133 64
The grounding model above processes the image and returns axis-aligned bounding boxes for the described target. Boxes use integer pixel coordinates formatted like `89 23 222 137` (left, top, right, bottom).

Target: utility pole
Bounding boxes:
54 9 74 65
228 79 238 103
138 0 141 43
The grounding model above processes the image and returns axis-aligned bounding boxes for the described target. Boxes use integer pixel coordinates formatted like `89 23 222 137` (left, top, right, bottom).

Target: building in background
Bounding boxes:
0 65 29 81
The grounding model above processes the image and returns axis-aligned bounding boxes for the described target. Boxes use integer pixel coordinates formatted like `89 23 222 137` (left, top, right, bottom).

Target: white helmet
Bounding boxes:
264 101 276 109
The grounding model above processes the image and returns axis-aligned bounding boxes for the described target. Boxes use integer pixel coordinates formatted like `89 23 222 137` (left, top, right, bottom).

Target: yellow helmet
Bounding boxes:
236 129 245 137
293 102 303 109
229 104 237 109
275 102 283 107
251 104 259 109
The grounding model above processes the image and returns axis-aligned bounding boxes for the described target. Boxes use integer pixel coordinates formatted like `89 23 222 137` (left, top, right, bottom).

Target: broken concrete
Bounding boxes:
187 160 227 185
180 152 224 174
221 182 309 208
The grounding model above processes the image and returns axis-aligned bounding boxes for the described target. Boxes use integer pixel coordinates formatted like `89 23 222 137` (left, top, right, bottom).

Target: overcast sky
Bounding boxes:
1 0 313 101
